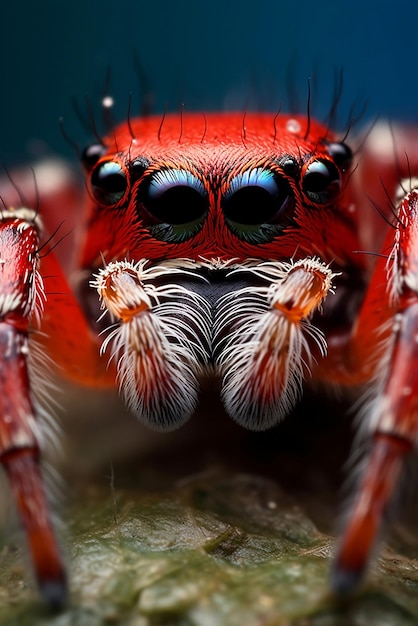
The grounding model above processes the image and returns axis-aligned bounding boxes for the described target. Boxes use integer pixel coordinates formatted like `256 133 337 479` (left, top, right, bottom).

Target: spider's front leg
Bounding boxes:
0 188 114 607
332 180 418 593
0 208 67 608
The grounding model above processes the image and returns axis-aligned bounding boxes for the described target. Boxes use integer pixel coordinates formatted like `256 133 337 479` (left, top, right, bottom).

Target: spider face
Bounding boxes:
79 113 356 272
73 113 360 434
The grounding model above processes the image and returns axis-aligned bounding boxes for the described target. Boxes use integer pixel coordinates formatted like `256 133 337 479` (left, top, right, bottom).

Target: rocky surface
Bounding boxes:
1 390 418 625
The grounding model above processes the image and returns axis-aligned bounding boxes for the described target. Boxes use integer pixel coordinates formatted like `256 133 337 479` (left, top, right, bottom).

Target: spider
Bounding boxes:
1 99 417 610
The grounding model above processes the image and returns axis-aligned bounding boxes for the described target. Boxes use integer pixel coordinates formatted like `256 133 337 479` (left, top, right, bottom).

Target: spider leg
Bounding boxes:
0 182 114 608
0 209 67 609
331 183 418 594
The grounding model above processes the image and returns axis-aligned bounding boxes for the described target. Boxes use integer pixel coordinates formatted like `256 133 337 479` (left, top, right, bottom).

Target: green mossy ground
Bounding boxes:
1 473 418 626
1 391 418 625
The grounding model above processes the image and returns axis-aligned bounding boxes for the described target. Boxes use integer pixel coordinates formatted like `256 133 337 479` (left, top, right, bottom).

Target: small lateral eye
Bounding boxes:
81 143 108 170
144 169 208 225
302 158 341 205
129 157 149 180
280 157 299 177
90 160 128 205
325 141 353 171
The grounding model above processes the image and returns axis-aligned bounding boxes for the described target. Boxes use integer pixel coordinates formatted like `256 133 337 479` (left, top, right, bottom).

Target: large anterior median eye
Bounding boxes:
222 168 293 243
139 168 208 242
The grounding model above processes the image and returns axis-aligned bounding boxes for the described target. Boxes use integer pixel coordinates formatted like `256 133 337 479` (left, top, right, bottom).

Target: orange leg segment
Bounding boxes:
0 210 67 608
2 449 67 608
332 433 412 592
331 187 418 593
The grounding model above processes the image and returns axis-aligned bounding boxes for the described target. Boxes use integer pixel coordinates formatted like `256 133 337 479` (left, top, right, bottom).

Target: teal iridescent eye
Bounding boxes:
222 168 294 243
90 160 127 205
139 168 208 242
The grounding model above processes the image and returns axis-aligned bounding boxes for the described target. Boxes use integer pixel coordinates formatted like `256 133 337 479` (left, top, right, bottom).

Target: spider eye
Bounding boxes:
146 169 207 224
139 168 208 242
81 143 108 170
325 141 353 171
302 159 341 205
90 160 128 205
129 157 149 180
222 168 293 243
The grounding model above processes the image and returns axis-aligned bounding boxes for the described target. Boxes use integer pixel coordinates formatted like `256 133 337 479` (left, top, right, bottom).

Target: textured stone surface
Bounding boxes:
1 471 418 626
1 387 418 624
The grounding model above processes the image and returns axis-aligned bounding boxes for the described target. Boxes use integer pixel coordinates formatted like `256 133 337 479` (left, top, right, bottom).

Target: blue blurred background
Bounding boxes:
1 0 417 162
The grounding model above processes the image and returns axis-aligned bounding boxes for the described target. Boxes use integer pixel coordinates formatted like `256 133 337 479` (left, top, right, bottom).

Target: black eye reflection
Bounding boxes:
90 160 128 206
325 141 353 171
222 168 293 242
129 156 150 180
138 168 208 243
81 143 108 171
302 158 341 205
